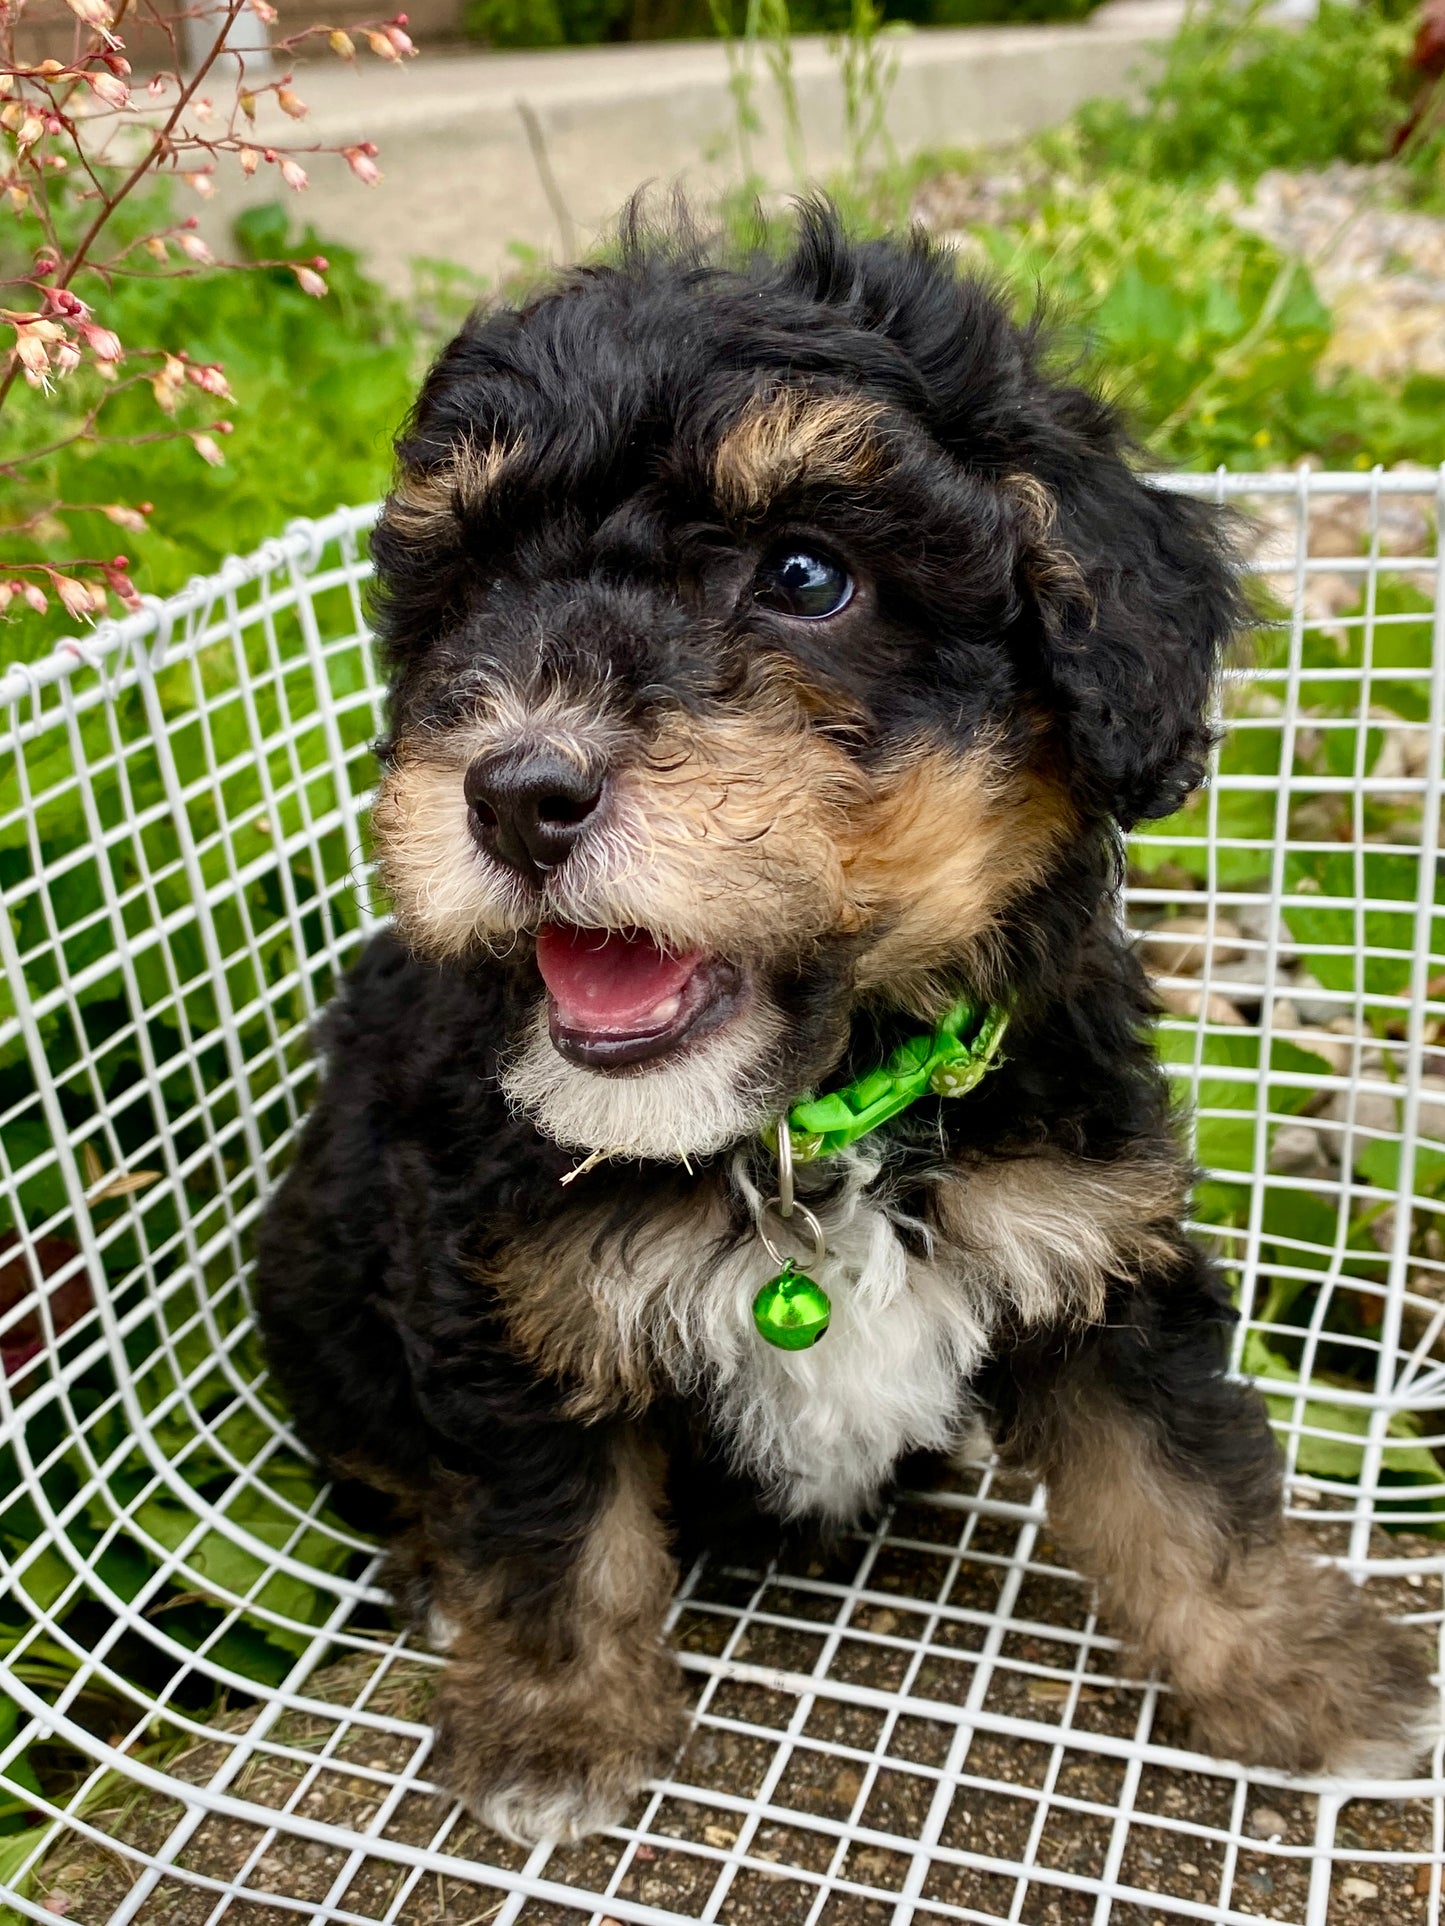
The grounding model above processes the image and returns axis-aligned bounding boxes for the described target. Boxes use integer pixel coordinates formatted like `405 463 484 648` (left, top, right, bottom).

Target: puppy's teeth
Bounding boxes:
646 993 682 1025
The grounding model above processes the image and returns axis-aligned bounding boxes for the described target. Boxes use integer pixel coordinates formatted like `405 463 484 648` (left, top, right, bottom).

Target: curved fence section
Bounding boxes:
0 474 1441 1926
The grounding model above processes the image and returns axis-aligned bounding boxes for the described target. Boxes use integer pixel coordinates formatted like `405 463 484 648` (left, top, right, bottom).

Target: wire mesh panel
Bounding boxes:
0 472 1441 1926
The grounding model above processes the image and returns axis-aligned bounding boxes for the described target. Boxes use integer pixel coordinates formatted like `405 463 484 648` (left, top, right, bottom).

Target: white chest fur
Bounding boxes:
575 1145 1180 1526
695 1204 992 1521
602 1157 995 1523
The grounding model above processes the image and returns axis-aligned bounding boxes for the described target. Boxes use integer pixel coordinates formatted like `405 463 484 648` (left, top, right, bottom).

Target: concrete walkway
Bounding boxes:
213 0 1183 284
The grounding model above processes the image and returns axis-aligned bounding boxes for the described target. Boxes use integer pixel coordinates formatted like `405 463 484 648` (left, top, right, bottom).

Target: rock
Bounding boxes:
1291 972 1349 1027
1302 568 1360 621
1309 497 1368 558
1144 914 1245 978
1156 983 1246 1027
1233 902 1297 960
1247 1806 1289 1841
1340 1876 1379 1901
1269 1121 1336 1178
1311 1083 1400 1139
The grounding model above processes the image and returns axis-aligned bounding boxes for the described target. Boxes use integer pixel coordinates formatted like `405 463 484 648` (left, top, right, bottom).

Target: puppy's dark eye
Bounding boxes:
753 548 853 620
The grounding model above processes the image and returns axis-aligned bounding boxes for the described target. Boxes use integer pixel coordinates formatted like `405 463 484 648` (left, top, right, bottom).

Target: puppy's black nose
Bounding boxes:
464 749 605 879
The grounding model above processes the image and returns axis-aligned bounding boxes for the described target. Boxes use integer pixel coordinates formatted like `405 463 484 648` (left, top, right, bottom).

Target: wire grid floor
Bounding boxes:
0 468 1442 1926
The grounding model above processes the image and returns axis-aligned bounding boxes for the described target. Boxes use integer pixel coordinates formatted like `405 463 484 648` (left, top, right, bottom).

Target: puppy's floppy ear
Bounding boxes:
1008 437 1247 832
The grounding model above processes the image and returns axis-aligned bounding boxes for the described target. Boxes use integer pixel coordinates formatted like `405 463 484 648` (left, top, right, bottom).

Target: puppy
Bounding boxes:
254 208 1433 1845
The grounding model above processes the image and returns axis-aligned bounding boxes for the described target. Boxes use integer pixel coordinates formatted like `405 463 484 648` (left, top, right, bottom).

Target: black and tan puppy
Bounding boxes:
255 208 1433 1844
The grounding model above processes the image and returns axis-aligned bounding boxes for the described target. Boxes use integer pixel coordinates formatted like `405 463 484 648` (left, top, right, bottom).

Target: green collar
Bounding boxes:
777 999 1010 1164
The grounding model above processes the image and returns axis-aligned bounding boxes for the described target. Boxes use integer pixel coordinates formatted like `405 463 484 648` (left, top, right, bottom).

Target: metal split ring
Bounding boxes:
757 1196 826 1272
775 1114 795 1220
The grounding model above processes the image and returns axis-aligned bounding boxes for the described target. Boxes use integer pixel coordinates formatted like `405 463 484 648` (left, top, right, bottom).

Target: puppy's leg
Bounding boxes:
986 1254 1435 1776
417 1428 688 1844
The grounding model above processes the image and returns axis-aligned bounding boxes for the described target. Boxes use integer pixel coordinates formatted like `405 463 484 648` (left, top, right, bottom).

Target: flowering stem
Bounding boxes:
0 0 244 426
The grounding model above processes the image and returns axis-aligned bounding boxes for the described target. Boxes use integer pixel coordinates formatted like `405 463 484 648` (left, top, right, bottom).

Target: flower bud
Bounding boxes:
342 143 382 185
178 232 213 263
54 341 83 376
239 146 260 176
386 23 416 54
103 503 151 532
293 264 327 297
248 0 278 19
144 234 168 259
190 432 225 466
24 582 49 615
329 29 355 56
152 354 185 411
279 156 307 191
239 89 256 120
277 86 308 119
364 30 399 59
185 171 215 198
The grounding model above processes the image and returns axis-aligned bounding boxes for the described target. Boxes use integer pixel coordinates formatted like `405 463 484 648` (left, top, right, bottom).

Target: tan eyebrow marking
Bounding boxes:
712 389 889 518
384 435 525 541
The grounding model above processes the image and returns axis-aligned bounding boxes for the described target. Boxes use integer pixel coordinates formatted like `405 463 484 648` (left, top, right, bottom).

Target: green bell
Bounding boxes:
752 1259 831 1349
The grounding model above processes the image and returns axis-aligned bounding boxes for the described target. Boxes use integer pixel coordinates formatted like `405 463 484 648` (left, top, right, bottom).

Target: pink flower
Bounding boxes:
12 325 56 388
238 147 260 176
342 143 382 185
187 361 231 398
276 86 308 119
76 320 123 362
178 232 213 263
23 582 49 615
185 171 216 199
45 288 86 317
278 156 307 191
292 264 327 297
88 71 130 109
64 0 115 31
190 432 225 467
54 341 82 376
364 30 399 59
16 112 46 151
55 575 97 622
385 21 416 55
247 0 278 19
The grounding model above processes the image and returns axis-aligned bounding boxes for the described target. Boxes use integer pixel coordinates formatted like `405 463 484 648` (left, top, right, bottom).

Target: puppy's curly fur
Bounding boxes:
255 208 1434 1844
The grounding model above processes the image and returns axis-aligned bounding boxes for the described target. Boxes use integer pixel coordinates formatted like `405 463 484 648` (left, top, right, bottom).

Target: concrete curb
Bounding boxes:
209 0 1185 282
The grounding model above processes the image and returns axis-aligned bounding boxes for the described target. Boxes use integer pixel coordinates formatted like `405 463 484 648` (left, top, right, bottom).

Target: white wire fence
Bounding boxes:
0 468 1441 1926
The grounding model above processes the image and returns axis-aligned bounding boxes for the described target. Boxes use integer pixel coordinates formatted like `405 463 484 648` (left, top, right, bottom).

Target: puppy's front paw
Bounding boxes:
1186 1565 1437 1779
466 1771 642 1847
431 1665 690 1845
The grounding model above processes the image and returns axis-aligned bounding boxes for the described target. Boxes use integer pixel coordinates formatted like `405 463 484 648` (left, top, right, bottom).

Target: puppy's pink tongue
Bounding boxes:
535 925 702 1035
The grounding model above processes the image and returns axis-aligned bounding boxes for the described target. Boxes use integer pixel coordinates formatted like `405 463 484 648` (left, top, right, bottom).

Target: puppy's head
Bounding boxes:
369 209 1243 1163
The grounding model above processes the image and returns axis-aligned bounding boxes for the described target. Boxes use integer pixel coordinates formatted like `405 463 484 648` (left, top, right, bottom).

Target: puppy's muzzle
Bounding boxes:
464 748 607 883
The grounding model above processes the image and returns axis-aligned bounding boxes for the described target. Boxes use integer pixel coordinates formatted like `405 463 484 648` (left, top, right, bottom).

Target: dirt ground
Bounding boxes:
25 1471 1443 1926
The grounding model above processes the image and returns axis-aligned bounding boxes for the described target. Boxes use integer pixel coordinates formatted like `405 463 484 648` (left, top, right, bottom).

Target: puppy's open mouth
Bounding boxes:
536 924 745 1069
